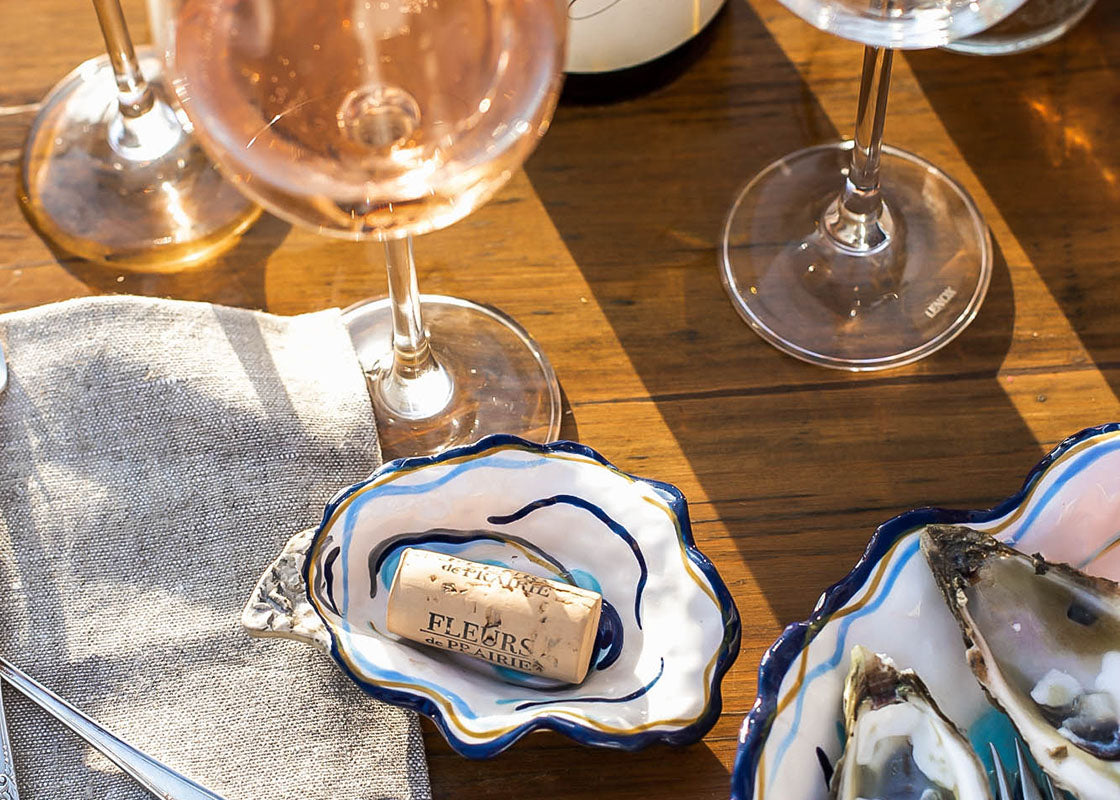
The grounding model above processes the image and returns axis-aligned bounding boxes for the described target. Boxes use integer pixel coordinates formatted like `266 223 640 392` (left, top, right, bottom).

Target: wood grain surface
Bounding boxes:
2 1 1118 798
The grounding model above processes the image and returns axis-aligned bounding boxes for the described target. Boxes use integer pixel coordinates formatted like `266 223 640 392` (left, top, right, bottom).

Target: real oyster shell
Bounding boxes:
921 524 1120 800
830 645 991 800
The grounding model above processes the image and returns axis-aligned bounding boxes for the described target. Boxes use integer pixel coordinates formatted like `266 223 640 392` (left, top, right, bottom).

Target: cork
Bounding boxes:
386 548 603 683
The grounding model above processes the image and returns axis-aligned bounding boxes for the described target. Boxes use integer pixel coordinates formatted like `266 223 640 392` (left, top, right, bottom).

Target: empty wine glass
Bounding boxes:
20 0 260 269
720 0 1028 370
155 0 567 458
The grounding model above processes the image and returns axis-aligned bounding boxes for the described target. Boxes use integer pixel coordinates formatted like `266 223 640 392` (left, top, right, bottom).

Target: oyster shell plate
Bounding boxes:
243 435 741 758
732 423 1120 800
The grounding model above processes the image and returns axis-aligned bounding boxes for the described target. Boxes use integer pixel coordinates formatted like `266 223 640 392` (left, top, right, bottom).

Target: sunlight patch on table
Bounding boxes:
510 168 761 591
751 0 1120 446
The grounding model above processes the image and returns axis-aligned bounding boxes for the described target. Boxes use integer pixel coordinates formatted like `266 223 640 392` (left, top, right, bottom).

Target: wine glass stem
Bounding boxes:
91 0 154 118
376 237 454 421
824 45 895 252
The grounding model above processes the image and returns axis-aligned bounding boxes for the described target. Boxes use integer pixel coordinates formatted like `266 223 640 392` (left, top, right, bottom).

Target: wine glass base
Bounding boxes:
19 47 260 271
342 295 562 459
721 141 991 371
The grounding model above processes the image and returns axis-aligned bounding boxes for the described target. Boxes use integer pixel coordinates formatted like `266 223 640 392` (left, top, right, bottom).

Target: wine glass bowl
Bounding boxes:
158 0 567 457
168 0 563 241
780 0 1030 48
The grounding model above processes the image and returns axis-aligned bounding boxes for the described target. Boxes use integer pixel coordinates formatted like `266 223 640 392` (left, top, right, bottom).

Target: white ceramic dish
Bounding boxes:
733 423 1120 799
244 435 740 757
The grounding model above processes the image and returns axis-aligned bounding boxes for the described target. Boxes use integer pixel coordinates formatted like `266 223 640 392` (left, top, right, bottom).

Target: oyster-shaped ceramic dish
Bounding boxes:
732 423 1120 800
244 435 740 758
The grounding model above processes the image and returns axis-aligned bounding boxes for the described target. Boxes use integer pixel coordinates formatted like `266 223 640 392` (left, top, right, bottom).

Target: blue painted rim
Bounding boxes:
304 434 742 759
730 422 1120 800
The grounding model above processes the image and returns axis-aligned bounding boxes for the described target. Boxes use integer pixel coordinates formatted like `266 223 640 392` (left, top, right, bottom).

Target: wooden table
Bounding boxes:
3 1 1118 797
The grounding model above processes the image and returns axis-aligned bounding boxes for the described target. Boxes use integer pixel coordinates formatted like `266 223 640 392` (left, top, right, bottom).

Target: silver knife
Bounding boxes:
0 678 19 800
0 657 226 800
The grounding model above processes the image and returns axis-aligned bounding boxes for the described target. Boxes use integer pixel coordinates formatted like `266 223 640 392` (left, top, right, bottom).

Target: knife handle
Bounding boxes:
0 681 18 800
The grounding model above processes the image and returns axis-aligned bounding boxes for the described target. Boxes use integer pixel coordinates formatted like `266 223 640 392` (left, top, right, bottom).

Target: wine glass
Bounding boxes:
20 0 260 269
154 0 566 458
720 0 1029 370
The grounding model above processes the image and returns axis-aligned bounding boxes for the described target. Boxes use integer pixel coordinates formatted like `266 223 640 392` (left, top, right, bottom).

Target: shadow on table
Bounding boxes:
526 0 1039 629
51 211 290 310
424 719 730 800
559 383 581 442
905 0 1120 393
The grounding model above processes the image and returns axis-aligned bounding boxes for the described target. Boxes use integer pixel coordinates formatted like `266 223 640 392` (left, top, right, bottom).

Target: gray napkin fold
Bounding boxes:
0 295 431 800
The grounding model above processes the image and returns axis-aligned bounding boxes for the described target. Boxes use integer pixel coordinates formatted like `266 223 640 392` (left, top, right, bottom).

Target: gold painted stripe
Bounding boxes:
984 433 1115 535
334 630 723 737
642 494 721 609
318 442 574 538
321 442 643 544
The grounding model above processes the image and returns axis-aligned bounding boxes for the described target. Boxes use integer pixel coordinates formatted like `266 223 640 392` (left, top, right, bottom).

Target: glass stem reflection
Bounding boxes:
91 0 182 159
823 45 894 253
92 0 154 118
376 237 454 421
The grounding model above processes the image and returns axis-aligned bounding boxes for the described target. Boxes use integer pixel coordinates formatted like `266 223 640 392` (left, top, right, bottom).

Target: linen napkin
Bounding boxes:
0 295 431 800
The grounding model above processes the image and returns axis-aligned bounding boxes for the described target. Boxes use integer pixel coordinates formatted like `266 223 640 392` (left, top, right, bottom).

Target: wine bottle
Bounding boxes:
563 0 727 102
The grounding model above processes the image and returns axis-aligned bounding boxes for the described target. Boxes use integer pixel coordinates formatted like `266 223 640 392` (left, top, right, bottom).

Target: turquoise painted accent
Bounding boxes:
489 666 556 687
970 708 1021 781
378 548 406 594
569 568 602 593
